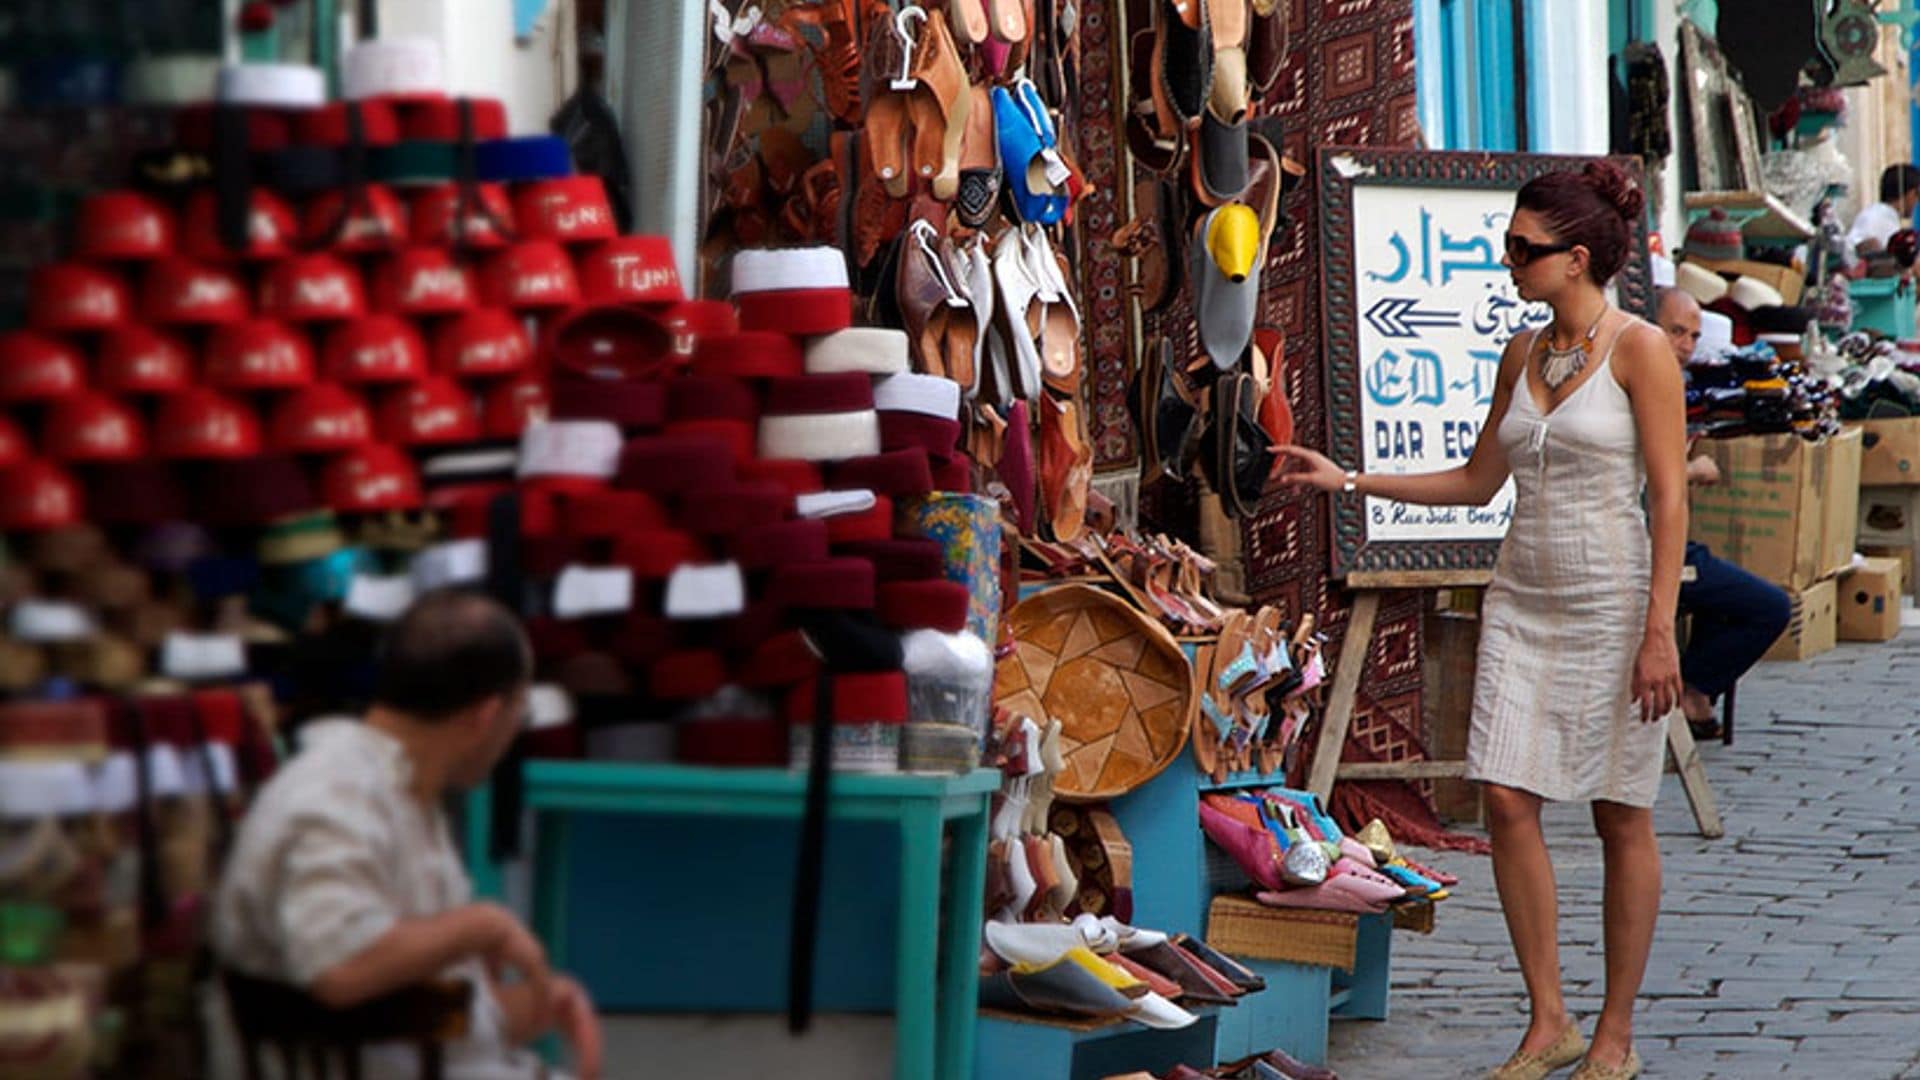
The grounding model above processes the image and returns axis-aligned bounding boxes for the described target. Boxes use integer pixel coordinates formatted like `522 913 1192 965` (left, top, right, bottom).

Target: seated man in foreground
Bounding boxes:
214 589 602 1078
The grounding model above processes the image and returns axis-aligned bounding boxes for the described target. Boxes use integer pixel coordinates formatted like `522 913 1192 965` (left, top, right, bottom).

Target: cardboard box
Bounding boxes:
1861 543 1917 600
1839 557 1904 642
1764 577 1838 661
1855 417 1920 486
1858 485 1920 546
1691 430 1860 589
1822 428 1863 577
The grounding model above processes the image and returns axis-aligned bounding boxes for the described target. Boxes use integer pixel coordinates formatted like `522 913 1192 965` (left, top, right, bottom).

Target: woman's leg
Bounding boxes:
1587 799 1661 1064
1484 783 1570 1050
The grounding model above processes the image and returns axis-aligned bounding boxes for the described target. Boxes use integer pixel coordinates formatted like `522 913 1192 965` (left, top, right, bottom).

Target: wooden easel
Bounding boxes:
1304 575 1723 840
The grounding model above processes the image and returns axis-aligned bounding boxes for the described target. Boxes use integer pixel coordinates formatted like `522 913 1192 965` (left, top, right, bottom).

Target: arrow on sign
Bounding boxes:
1365 297 1461 338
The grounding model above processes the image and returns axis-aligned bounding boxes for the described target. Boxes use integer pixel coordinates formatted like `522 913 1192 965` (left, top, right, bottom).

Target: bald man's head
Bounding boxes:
1656 287 1702 364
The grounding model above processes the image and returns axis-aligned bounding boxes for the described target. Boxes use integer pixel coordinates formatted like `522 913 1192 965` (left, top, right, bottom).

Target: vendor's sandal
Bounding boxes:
783 157 844 243
1568 1049 1640 1080
1152 0 1213 139
813 0 868 125
1023 227 1083 395
1039 394 1093 542
862 13 915 198
906 8 970 200
1486 1026 1588 1080
1001 399 1036 534
1127 30 1185 177
956 85 1003 230
993 226 1047 402
751 18 812 120
987 0 1028 43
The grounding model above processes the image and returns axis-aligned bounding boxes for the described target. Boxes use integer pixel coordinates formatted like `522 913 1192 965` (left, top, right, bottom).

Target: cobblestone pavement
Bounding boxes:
1325 632 1920 1080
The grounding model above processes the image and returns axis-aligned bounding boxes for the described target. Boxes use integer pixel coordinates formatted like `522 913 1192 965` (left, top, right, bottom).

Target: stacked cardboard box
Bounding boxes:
1691 428 1863 660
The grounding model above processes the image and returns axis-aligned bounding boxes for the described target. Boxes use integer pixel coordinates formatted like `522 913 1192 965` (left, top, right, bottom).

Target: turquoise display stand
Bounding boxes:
465 762 1001 1080
975 1009 1220 1080
1850 277 1918 341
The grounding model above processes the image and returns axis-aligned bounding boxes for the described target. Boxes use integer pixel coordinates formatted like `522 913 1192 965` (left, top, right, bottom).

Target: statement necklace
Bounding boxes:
1540 305 1608 391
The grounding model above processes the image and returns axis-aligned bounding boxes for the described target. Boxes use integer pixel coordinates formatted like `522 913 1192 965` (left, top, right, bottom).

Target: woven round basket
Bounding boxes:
996 584 1196 800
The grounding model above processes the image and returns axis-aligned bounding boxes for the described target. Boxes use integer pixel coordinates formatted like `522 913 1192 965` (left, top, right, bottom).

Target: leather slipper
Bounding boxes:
1023 227 1082 395
987 0 1028 44
1203 371 1269 518
1251 325 1293 470
1193 205 1260 371
951 0 991 46
1127 30 1182 177
899 216 964 380
1000 398 1035 533
1146 335 1200 479
1111 178 1177 313
992 226 1045 402
861 14 914 198
956 84 1002 230
1248 0 1289 98
995 80 1069 226
905 8 970 200
943 233 991 397
1152 0 1213 138
1193 109 1250 206
1210 46 1250 123
1039 394 1092 542
1210 0 1248 49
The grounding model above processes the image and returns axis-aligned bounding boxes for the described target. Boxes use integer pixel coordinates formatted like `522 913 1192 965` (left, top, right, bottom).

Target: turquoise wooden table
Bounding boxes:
465 762 1002 1080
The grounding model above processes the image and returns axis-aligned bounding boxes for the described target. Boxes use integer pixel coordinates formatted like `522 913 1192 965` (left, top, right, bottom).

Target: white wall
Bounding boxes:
1526 0 1611 156
374 0 569 136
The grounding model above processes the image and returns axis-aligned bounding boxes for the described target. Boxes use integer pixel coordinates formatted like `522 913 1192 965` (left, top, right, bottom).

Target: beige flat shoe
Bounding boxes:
1486 1025 1587 1080
1569 1049 1641 1080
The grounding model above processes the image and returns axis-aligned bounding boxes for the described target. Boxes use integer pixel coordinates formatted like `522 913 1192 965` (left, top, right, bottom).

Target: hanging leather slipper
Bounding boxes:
1023 226 1083 396
951 0 992 46
1208 0 1250 123
1203 371 1269 518
1111 179 1176 314
1127 30 1183 177
1000 398 1036 534
1140 335 1200 480
992 225 1046 402
899 216 964 380
861 13 915 198
1039 394 1093 542
905 8 970 200
1152 0 1213 138
850 131 910 268
1193 109 1250 207
1248 0 1289 98
1251 325 1293 470
987 0 1028 44
1192 205 1261 371
995 80 1069 226
939 232 987 396
956 85 1002 230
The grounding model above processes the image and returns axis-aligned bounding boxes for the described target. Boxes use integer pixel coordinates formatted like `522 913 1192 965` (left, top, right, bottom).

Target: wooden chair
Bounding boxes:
222 969 473 1079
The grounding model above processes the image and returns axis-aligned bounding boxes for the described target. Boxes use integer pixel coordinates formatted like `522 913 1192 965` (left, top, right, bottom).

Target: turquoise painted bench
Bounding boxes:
465 762 1001 1080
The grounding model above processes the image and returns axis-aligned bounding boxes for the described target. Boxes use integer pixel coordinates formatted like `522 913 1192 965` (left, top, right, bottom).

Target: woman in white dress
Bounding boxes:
1275 162 1685 1080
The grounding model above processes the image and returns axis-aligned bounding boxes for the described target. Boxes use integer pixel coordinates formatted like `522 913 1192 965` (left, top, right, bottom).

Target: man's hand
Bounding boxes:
549 976 603 1080
1686 454 1720 486
469 903 551 1007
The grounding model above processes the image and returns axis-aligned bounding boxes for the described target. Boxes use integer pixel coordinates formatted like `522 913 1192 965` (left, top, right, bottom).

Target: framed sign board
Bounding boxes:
1317 148 1654 586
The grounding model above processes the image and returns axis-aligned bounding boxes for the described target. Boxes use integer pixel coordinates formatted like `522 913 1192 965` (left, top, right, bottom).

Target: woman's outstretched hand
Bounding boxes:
1270 445 1348 493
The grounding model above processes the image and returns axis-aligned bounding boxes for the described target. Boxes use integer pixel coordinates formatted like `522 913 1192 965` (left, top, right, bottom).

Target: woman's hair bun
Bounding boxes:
1582 160 1645 223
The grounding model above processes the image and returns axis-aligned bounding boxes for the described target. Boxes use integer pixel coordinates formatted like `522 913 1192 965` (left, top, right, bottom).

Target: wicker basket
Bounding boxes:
1204 895 1359 972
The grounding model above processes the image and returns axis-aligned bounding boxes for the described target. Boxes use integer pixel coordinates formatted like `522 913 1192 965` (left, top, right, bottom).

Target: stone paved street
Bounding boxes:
1326 632 1920 1079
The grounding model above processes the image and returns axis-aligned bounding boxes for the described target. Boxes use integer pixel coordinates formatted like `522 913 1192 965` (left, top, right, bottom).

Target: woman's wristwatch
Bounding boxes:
1343 470 1359 494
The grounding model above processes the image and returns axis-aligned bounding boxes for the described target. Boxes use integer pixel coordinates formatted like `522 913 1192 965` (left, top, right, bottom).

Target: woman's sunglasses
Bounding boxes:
1504 233 1576 265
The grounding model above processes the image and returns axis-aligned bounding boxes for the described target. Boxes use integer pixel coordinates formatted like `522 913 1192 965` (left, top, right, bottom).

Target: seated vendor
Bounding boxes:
1848 164 1920 257
213 590 603 1078
1657 287 1792 737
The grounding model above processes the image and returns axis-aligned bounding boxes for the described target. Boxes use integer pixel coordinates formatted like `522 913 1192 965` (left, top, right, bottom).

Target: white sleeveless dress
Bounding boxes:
1464 324 1672 807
